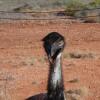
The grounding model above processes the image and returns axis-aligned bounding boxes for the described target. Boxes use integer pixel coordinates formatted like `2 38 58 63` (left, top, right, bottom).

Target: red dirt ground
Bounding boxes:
0 20 100 100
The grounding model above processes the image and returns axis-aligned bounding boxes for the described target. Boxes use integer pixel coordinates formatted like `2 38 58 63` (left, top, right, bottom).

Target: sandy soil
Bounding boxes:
0 20 100 100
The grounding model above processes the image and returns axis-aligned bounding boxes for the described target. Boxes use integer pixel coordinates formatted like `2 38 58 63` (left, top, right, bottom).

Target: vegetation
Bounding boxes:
65 0 87 16
65 0 100 16
88 0 100 8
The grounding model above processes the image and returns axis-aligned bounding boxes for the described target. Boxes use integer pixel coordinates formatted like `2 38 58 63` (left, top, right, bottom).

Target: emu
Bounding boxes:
43 32 65 100
26 32 86 100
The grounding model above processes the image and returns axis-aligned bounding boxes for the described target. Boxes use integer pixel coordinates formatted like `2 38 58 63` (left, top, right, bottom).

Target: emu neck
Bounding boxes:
47 53 65 100
52 53 62 88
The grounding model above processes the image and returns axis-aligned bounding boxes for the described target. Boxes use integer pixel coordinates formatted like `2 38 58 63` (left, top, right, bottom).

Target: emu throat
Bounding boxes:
52 53 62 88
47 53 64 100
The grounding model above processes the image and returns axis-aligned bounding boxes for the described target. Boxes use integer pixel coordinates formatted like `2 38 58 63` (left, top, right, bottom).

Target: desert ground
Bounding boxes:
0 20 100 100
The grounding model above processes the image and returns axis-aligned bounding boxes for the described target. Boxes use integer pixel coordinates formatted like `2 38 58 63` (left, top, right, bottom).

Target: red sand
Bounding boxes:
0 21 100 100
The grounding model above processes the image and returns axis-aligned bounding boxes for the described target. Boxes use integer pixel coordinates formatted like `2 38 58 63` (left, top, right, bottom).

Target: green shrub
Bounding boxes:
88 0 100 8
65 0 86 16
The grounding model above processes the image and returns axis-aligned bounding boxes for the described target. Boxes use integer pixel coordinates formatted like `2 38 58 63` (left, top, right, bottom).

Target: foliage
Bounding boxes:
65 0 87 16
88 0 100 8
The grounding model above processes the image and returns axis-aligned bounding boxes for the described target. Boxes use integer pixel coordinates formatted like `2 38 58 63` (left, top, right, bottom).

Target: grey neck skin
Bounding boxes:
47 53 65 100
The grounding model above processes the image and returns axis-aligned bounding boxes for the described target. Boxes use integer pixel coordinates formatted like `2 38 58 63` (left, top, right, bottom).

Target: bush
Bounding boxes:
88 0 100 8
65 0 86 16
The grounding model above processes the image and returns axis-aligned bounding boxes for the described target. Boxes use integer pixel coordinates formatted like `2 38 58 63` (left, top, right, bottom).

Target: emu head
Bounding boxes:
42 32 65 62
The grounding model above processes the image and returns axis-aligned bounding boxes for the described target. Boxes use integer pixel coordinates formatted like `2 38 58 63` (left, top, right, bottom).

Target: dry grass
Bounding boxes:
64 51 99 59
68 78 79 83
65 87 89 100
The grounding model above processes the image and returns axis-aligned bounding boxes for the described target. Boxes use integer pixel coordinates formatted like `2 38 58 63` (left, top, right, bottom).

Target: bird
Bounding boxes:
42 32 66 100
26 32 87 100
